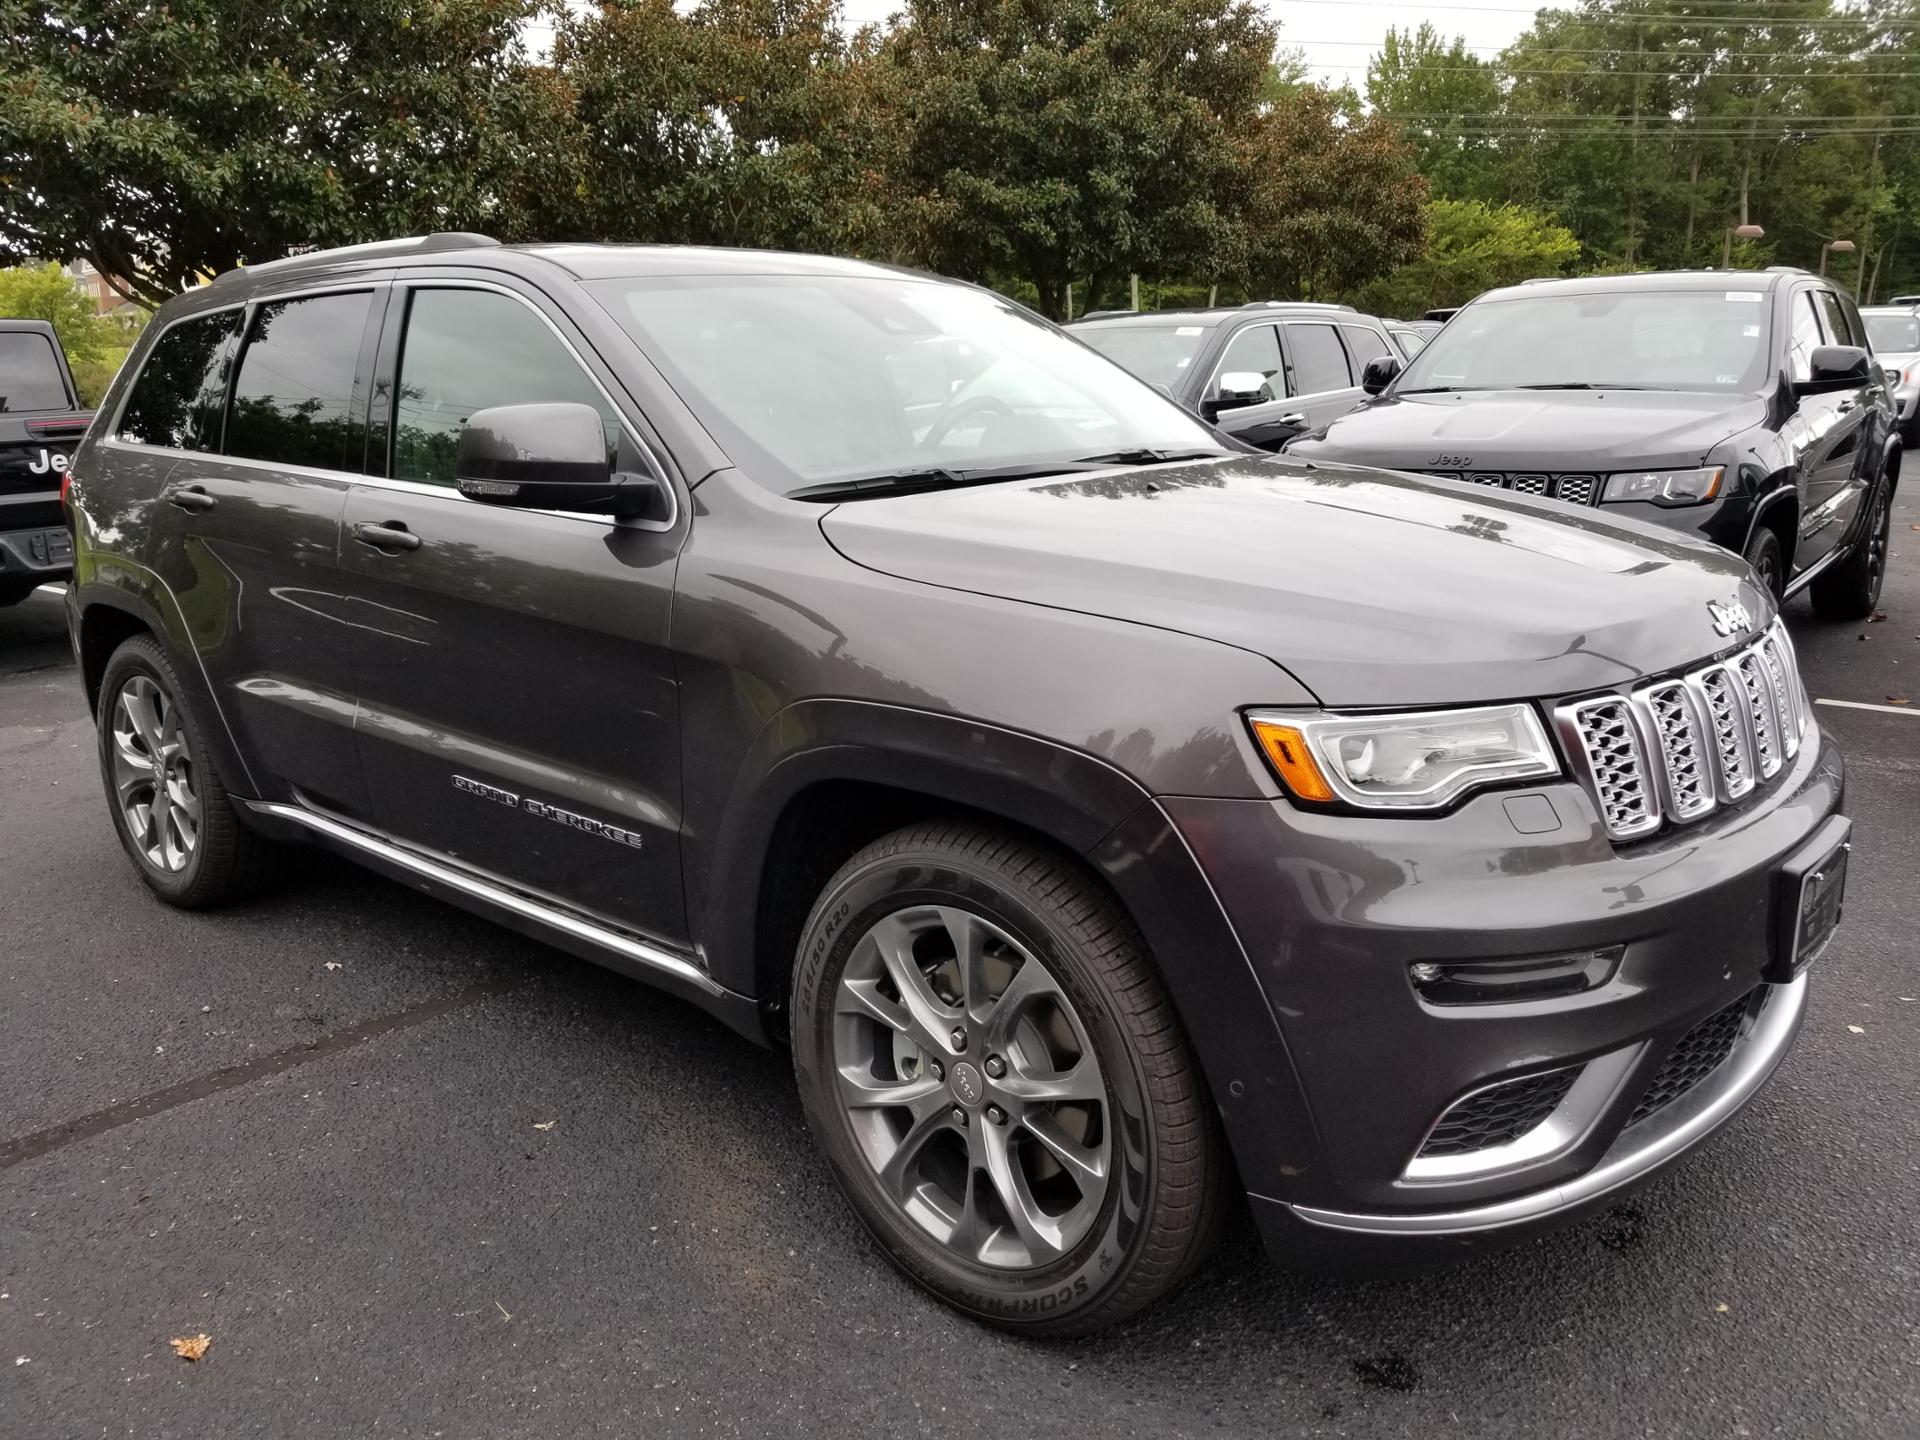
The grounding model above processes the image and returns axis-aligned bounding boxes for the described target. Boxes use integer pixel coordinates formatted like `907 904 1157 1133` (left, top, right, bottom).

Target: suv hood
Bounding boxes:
820 456 1767 707
1292 388 1764 473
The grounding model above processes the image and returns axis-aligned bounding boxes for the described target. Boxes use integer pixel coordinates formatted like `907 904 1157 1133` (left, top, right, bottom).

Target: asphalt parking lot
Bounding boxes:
3 492 1917 1438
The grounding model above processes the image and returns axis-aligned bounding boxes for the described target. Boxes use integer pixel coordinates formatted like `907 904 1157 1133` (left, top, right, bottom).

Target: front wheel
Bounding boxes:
790 822 1226 1335
1809 478 1893 620
1741 524 1786 604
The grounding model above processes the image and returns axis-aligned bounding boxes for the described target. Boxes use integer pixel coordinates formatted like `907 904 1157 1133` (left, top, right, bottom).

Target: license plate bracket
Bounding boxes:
1769 816 1851 981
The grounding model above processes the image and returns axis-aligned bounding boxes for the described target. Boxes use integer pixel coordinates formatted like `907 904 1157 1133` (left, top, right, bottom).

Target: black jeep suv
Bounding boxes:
1290 269 1898 618
1 318 93 604
66 237 1848 1334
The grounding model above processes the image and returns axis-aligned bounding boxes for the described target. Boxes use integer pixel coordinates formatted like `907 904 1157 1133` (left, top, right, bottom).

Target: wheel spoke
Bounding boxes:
936 906 992 1018
837 976 910 1035
123 682 165 753
877 1093 961 1194
838 1066 944 1111
865 913 960 1050
978 1120 1067 1265
978 956 1050 1049
997 1060 1105 1106
1019 1111 1108 1190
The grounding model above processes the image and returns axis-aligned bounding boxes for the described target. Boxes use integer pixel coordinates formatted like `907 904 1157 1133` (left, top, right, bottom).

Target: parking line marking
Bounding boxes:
1815 698 1920 717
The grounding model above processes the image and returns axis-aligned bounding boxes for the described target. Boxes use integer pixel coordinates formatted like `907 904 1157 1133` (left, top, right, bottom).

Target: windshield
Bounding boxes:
1074 322 1214 390
0 332 71 413
1864 311 1920 353
585 275 1226 495
1396 289 1773 393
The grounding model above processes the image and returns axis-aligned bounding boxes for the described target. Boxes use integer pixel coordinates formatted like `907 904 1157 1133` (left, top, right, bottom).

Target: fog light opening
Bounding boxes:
1409 946 1624 1006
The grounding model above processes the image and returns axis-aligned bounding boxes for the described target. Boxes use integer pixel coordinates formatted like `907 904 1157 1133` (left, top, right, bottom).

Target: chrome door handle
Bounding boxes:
163 484 215 513
1277 413 1308 427
1836 399 1856 414
352 520 422 553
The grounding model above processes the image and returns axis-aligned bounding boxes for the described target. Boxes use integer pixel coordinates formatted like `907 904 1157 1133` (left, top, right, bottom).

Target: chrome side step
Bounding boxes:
244 801 748 1020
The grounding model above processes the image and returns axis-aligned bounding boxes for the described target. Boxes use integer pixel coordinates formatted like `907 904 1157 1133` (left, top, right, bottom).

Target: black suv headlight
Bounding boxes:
1601 466 1724 506
1248 704 1560 811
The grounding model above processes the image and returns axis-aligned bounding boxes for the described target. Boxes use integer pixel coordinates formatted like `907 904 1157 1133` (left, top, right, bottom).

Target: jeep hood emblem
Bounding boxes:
1707 598 1752 638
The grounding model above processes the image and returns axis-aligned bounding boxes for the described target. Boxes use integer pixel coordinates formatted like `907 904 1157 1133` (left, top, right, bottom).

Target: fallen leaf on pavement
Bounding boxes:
1870 610 1889 622
1847 1024 1865 1034
1713 1302 1729 1314
1888 697 1911 705
495 1300 512 1322
170 1334 211 1362
323 962 342 971
533 1120 556 1131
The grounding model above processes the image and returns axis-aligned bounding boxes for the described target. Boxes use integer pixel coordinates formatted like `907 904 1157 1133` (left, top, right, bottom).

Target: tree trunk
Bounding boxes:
1683 151 1700 261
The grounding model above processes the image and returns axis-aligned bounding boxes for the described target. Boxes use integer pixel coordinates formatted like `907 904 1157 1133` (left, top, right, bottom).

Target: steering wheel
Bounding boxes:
921 394 1017 450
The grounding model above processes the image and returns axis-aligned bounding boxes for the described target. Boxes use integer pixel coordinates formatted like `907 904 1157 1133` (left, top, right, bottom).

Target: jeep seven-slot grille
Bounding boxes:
1557 621 1809 843
1627 993 1752 1127
1417 1068 1580 1157
1421 470 1603 506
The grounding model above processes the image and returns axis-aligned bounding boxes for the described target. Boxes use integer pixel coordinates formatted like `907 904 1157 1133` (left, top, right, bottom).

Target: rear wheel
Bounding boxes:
96 634 283 907
1742 524 1786 604
1809 479 1893 620
791 822 1225 1335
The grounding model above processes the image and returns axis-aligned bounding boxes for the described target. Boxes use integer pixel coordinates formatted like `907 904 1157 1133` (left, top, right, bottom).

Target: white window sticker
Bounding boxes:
1175 326 1203 336
1726 291 1764 302
1743 324 1761 337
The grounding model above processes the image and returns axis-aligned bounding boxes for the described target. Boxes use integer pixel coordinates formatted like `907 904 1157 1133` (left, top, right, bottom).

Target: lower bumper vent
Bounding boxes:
1418 1068 1579 1157
1628 993 1751 1127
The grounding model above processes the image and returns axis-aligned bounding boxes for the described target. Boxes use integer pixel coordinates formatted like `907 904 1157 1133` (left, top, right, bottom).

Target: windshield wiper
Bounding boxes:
1396 385 1479 394
1512 382 1652 391
1071 447 1235 466
789 462 1086 502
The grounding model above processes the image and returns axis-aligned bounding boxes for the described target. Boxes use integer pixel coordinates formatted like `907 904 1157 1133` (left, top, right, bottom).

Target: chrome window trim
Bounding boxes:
1401 1045 1645 1186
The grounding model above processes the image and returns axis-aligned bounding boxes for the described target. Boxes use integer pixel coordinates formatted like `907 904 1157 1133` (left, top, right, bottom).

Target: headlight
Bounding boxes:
1247 704 1560 811
1601 466 1724 506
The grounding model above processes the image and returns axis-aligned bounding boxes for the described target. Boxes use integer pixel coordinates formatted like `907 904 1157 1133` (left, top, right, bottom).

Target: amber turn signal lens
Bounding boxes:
1249 718 1334 803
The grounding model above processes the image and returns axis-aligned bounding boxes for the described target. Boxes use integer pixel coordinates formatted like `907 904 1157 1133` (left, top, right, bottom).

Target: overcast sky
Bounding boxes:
827 0 1539 91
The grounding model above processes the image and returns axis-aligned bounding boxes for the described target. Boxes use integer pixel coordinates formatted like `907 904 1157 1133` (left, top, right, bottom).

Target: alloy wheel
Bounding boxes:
1866 487 1891 604
832 904 1111 1270
109 673 200 873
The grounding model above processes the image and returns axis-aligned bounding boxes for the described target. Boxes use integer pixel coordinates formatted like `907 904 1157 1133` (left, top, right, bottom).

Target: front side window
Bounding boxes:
393 289 619 486
1285 324 1353 395
1399 289 1775 393
1814 290 1858 349
117 311 240 450
1341 324 1394 367
1788 293 1826 383
584 274 1226 495
0 332 71 413
225 292 373 470
1212 324 1284 397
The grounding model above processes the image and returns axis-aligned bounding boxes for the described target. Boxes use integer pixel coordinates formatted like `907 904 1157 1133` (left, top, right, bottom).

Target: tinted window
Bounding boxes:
1390 328 1430 359
393 289 618 486
1863 311 1920 352
225 292 372 470
1286 324 1352 394
117 312 240 450
1213 324 1284 396
1788 293 1826 383
0 332 70 413
1401 290 1773 393
1814 290 1857 349
1077 322 1214 390
1341 324 1394 367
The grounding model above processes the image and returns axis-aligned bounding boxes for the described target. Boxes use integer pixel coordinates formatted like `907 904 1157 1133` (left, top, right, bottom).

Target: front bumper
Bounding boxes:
1162 723 1845 1257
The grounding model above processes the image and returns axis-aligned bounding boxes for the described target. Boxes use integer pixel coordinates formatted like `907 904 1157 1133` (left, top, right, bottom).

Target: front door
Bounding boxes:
1207 323 1302 451
338 281 689 942
1787 287 1871 576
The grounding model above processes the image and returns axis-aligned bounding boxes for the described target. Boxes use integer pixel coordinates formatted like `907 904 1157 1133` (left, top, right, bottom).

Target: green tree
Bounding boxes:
881 0 1277 318
1354 198 1579 316
0 262 108 366
0 0 541 306
1365 24 1504 199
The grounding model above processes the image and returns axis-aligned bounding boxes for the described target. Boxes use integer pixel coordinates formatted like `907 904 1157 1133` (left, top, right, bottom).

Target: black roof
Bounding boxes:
0 318 59 334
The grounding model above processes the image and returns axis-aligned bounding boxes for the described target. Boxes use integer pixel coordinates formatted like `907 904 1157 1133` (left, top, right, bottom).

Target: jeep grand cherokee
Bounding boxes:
64 236 1849 1334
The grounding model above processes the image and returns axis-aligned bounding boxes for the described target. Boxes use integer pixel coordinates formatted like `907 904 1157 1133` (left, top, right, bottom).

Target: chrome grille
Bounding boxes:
1555 473 1598 505
1418 470 1606 506
1511 472 1550 495
1557 621 1809 842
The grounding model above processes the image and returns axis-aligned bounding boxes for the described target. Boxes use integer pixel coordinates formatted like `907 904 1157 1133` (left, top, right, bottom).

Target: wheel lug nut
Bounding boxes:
984 1055 1005 1078
929 1061 944 1082
952 1107 968 1127
950 1028 968 1052
985 1105 1007 1126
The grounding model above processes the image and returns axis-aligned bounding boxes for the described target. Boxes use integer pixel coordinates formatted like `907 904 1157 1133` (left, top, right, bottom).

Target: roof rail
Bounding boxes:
1890 294 1920 306
1073 309 1139 322
1242 299 1358 312
1763 265 1811 276
211 232 501 287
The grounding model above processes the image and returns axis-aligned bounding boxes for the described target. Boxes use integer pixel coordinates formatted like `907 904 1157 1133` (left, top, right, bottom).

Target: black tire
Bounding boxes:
95 634 284 908
791 821 1226 1336
1742 523 1786 604
1809 477 1894 621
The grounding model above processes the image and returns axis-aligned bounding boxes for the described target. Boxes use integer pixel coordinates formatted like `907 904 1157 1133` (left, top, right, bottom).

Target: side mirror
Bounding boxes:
1199 370 1272 421
455 402 664 520
1361 355 1402 396
1795 344 1871 395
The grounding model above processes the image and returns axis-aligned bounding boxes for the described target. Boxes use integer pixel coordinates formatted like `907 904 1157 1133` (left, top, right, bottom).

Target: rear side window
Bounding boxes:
117 312 239 449
0 331 70 413
392 288 618 486
1285 324 1352 394
1341 324 1394 367
225 291 373 471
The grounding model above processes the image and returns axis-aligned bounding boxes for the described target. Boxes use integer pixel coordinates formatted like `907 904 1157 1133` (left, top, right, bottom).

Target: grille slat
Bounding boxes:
1419 1068 1580 1157
1418 470 1604 506
1628 994 1751 1126
1562 622 1806 842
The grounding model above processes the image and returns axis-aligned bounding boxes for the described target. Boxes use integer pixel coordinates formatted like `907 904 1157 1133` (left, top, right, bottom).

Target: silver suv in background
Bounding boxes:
1069 302 1401 451
1861 303 1920 443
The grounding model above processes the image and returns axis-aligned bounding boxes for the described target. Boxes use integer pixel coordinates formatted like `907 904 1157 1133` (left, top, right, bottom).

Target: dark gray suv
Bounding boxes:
64 236 1849 1334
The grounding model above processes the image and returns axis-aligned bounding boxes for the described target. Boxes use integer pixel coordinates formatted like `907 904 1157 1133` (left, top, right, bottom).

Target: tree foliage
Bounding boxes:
1355 199 1580 316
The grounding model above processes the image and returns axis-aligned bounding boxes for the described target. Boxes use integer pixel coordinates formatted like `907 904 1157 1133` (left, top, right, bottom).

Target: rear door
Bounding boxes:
338 277 689 942
1278 321 1365 433
121 286 383 817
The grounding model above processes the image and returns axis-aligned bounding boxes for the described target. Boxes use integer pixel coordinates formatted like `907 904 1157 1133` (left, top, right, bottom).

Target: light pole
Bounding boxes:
1722 223 1765 268
1819 238 1856 277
